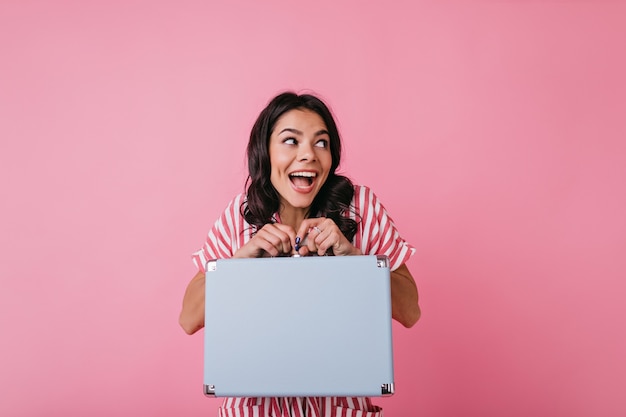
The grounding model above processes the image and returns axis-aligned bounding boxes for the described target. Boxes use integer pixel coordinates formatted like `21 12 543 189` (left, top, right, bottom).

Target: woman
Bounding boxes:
180 92 420 417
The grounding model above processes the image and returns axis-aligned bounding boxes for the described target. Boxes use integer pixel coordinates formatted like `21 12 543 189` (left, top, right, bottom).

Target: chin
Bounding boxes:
282 194 317 210
289 199 315 209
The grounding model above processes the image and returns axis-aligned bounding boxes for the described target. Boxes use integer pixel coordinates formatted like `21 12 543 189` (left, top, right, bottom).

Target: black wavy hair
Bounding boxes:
243 91 357 242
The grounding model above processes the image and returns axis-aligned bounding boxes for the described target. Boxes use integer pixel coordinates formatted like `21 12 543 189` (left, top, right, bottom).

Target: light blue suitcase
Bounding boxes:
203 255 394 397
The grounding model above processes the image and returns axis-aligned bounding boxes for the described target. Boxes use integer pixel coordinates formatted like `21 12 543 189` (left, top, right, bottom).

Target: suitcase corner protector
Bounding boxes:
381 383 394 396
204 384 216 397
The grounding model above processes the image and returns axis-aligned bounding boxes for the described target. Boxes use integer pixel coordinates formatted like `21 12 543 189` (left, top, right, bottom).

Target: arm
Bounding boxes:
179 270 205 335
179 261 420 334
390 263 420 328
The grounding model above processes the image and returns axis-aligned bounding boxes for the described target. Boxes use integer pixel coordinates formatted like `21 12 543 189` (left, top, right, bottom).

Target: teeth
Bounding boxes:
289 172 316 178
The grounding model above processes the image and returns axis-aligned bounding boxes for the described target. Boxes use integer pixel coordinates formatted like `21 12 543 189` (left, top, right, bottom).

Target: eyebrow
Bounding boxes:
278 128 329 137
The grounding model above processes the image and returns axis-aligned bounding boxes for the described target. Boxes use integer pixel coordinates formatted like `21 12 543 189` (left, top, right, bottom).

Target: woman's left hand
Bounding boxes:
295 218 362 257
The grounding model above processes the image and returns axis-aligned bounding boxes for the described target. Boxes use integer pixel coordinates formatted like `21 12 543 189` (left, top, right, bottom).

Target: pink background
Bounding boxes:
1 1 625 416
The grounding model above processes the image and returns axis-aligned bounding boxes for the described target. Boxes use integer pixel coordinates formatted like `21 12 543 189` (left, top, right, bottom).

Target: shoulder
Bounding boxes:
223 192 247 210
214 193 248 224
352 184 382 206
353 184 373 196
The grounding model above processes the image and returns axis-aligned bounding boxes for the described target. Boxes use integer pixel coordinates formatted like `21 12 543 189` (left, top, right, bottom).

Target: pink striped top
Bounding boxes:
192 185 415 272
192 185 414 416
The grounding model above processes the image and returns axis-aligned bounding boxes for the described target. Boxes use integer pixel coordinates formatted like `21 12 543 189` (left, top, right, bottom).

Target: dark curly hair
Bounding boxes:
243 91 357 242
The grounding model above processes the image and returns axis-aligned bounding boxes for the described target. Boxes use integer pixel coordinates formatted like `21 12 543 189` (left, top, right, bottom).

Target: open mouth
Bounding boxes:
289 171 316 188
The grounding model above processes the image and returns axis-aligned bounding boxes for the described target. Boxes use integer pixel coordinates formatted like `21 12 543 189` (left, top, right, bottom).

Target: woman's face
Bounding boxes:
268 109 332 214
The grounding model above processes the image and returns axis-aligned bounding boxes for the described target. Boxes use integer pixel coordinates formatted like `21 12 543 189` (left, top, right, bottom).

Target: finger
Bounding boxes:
315 226 345 256
253 229 283 257
272 223 297 238
297 245 311 257
270 223 298 253
303 226 324 254
295 218 325 243
313 227 331 256
257 225 293 255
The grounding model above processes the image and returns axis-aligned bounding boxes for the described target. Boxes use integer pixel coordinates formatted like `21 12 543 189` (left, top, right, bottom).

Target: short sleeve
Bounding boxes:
352 185 415 271
191 194 246 272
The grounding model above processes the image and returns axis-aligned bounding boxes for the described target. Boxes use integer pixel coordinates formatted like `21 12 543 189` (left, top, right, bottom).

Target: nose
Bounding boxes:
297 142 317 162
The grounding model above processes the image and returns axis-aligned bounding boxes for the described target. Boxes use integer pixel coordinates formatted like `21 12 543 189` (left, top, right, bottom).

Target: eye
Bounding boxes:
283 138 297 145
314 139 329 148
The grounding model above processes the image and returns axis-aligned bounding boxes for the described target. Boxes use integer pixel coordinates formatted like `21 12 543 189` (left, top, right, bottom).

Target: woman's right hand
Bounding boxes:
233 223 297 258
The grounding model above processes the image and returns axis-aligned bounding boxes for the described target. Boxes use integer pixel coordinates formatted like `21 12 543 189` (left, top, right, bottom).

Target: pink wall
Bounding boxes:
1 1 625 416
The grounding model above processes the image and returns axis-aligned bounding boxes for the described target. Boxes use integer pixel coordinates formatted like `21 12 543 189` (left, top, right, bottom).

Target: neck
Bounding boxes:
278 206 310 231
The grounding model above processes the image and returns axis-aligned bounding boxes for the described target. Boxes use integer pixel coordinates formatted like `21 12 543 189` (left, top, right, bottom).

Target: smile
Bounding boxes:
289 171 317 189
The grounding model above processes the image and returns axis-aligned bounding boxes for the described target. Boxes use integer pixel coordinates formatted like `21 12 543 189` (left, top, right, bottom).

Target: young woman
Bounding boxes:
180 92 420 417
